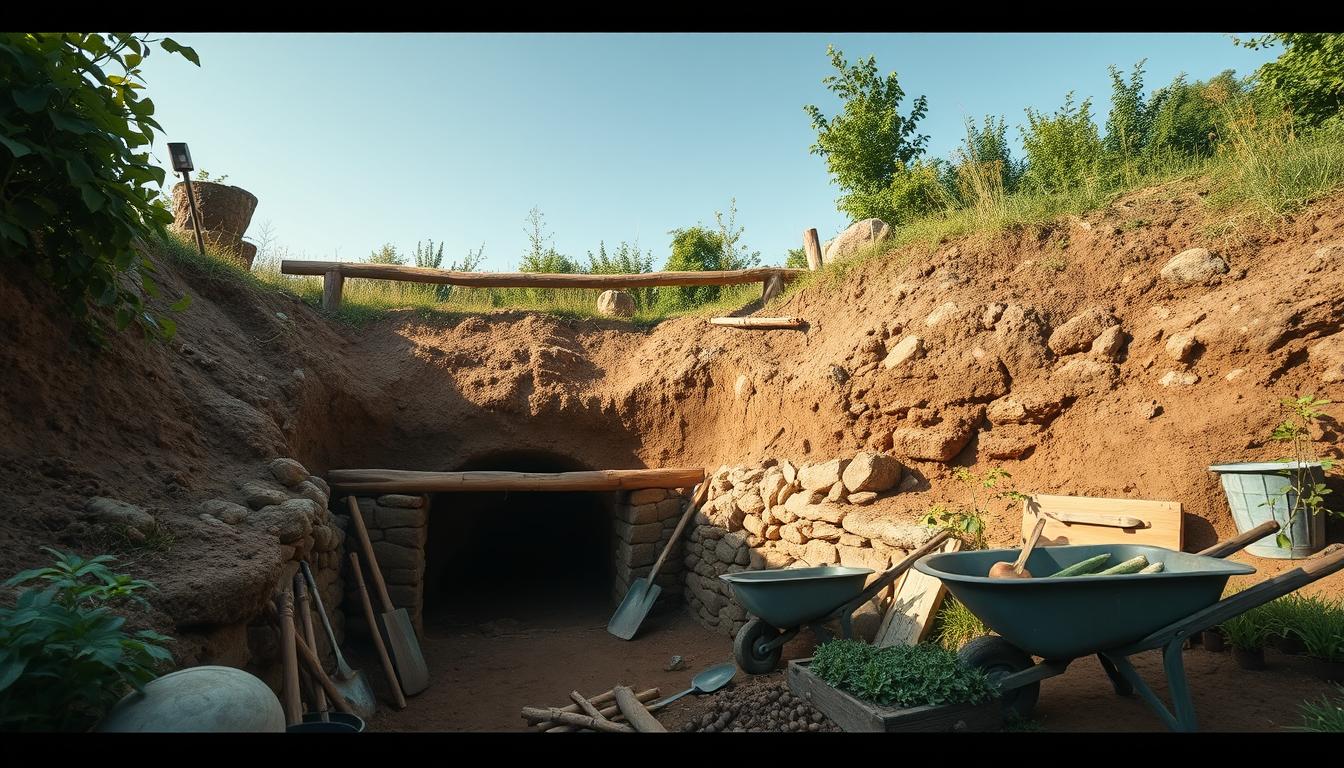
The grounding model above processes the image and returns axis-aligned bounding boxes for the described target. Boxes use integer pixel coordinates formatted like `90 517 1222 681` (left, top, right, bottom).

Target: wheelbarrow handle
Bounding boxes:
831 528 954 621
1194 520 1281 559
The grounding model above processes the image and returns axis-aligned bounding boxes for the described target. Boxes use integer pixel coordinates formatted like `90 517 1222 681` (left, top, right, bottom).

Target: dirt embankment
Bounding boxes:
2 181 1343 662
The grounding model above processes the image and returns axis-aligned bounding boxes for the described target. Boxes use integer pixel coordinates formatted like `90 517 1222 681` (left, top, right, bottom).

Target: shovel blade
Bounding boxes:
333 669 377 720
379 608 429 696
607 579 661 640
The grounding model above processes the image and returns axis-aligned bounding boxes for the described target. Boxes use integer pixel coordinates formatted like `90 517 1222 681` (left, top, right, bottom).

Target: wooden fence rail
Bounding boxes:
280 260 809 311
327 468 706 493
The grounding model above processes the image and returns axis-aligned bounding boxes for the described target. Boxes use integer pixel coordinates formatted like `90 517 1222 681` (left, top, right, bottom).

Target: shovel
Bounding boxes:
347 496 430 696
646 662 737 711
299 560 376 719
608 479 710 640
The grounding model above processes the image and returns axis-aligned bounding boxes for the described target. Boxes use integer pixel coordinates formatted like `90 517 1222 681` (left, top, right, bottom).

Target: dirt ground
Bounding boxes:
354 602 1337 732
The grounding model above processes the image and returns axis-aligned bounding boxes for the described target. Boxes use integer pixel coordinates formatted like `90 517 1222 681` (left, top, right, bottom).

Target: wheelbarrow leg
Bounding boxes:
1101 642 1198 732
1096 653 1133 697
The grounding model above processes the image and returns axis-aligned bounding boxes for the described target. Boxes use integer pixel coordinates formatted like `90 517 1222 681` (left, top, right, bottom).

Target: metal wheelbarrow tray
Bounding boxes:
913 521 1344 731
720 530 954 674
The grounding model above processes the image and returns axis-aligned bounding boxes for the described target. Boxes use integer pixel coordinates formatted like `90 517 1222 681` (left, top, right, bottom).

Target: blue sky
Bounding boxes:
139 33 1278 270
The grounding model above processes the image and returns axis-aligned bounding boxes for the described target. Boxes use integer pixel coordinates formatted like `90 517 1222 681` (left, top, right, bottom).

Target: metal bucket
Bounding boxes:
287 712 365 733
1209 461 1325 559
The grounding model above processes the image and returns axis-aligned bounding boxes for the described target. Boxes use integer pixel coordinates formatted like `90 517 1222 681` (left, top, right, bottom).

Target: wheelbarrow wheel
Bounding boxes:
735 618 784 675
958 636 1039 720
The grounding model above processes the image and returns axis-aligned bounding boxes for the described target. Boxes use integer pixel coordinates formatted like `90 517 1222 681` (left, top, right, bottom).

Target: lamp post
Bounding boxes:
167 142 206 256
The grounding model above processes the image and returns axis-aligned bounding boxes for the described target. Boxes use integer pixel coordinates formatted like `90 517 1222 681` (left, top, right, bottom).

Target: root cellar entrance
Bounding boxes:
424 450 616 626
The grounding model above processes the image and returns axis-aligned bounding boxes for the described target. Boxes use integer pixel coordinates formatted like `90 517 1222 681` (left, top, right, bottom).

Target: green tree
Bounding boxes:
1145 70 1244 160
661 226 726 308
1237 33 1344 129
368 243 403 265
1020 92 1104 194
784 247 808 269
587 240 655 309
519 207 578 273
713 198 760 271
804 45 930 223
947 115 1022 207
1103 60 1153 182
0 32 198 343
412 239 444 269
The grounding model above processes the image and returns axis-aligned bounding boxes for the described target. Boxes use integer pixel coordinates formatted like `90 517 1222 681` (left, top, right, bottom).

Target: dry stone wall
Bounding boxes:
337 494 429 636
683 452 939 639
612 488 690 605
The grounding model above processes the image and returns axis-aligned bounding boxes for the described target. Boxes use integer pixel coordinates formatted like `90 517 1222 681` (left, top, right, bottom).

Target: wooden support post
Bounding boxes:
761 271 784 305
614 685 666 732
803 228 822 271
181 171 207 257
328 467 705 494
322 269 344 312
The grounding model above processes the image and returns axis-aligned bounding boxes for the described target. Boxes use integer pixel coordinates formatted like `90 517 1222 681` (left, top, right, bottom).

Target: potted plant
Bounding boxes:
0 548 173 731
788 639 1001 731
1219 607 1271 670
1287 596 1344 683
1209 395 1336 559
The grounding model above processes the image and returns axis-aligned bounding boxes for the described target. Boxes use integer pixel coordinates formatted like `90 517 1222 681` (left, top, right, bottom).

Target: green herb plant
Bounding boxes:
0 548 173 731
920 467 1027 550
1218 604 1273 652
1263 395 1337 550
1298 685 1344 732
811 639 995 709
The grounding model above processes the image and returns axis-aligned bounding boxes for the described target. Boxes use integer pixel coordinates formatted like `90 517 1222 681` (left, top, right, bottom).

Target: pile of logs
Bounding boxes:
521 686 667 733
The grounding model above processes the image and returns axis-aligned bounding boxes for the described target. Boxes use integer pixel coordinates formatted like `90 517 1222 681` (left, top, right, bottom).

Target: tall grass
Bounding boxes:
1211 102 1344 218
1299 686 1344 732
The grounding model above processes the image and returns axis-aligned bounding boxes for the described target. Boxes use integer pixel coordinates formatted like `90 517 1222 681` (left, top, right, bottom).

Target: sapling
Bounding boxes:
1263 395 1337 551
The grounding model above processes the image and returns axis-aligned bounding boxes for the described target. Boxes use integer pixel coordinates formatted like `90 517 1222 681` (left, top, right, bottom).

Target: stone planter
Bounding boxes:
171 181 258 238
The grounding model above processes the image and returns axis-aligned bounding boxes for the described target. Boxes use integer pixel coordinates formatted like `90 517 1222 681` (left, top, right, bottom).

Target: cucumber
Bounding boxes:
1096 555 1149 575
1052 553 1112 577
1139 562 1165 574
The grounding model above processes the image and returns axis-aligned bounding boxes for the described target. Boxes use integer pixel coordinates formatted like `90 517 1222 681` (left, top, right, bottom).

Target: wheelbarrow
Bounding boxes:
913 520 1344 731
720 530 954 674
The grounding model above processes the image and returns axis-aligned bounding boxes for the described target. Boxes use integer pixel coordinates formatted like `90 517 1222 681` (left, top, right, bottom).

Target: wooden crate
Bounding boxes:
787 659 1002 732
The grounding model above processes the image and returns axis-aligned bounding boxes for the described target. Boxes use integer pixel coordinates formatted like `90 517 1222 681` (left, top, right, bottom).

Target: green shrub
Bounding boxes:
0 33 197 343
1219 602 1275 651
1238 33 1344 130
0 548 172 731
810 639 995 709
1020 92 1105 195
1299 685 1344 732
1279 594 1344 662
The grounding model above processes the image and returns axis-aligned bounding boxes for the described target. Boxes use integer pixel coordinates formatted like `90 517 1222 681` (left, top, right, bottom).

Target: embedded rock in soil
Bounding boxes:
268 457 309 487
249 500 314 544
1053 357 1120 393
241 481 289 511
823 218 890 265
978 425 1039 460
198 498 249 525
596 289 635 318
990 304 1052 380
83 496 158 535
890 420 974 463
1048 306 1118 355
156 532 287 627
847 492 878 505
841 451 902 493
1160 247 1228 283
1160 370 1200 387
1165 332 1201 363
734 374 755 400
986 389 1069 425
881 335 926 369
924 301 961 327
1090 325 1126 360
1309 333 1344 383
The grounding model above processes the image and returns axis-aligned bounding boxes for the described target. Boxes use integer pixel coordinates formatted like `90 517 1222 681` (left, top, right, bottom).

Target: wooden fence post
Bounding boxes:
803 228 822 271
761 271 784 305
322 269 344 311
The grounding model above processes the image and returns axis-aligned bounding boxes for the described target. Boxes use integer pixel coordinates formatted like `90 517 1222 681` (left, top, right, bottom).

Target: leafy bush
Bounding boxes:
805 45 930 222
784 247 808 269
0 548 172 731
1020 92 1105 195
1299 686 1344 732
0 33 197 343
810 639 995 709
1145 70 1244 161
586 240 655 309
1238 33 1344 129
947 115 1023 209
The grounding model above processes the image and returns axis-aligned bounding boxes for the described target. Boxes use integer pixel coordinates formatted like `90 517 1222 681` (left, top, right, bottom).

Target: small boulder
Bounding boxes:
1165 332 1200 363
84 497 156 535
1160 248 1228 284
798 459 850 491
822 218 891 265
881 335 926 369
1048 307 1118 355
197 499 249 525
890 421 974 463
241 481 289 510
847 492 878 505
1090 325 1126 360
841 452 903 493
1160 370 1200 387
268 458 309 487
597 290 636 318
924 302 961 327
978 426 1038 460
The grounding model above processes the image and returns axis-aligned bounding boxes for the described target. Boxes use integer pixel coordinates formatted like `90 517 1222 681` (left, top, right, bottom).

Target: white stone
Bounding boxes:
881 335 926 369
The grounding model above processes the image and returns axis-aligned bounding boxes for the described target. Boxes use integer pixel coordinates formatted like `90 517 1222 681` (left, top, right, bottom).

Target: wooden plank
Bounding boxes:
328 467 705 493
787 660 1002 732
803 228 822 270
708 316 806 329
873 538 962 648
1023 494 1182 551
282 260 806 288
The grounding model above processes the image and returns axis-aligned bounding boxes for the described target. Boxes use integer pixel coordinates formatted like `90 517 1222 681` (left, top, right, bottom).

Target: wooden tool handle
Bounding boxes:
647 479 711 582
293 572 328 717
350 552 407 710
614 685 666 732
1014 517 1048 574
1195 520 1280 558
294 632 354 714
276 590 302 726
347 495 394 613
1049 511 1146 529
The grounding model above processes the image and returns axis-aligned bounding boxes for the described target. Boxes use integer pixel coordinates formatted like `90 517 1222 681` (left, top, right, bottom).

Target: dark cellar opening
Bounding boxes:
423 450 616 626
